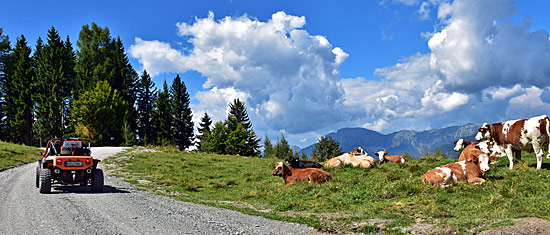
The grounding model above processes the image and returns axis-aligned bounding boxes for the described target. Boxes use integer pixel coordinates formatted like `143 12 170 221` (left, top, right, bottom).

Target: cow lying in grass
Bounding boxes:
325 148 376 169
286 156 323 168
454 139 503 164
375 151 406 165
422 153 491 187
272 162 332 187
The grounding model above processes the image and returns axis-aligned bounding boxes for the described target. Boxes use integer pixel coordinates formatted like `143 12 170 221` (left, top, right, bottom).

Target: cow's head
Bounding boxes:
286 156 298 165
375 151 388 164
475 123 491 141
272 162 291 177
475 154 491 174
453 139 465 152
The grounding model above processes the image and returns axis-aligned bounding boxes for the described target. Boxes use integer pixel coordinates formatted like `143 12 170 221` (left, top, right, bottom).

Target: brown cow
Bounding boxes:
454 139 502 163
475 115 550 169
272 162 332 187
422 154 491 187
375 151 406 165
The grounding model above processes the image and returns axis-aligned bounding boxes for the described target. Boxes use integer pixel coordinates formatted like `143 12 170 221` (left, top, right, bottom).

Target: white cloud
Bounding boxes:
132 11 347 135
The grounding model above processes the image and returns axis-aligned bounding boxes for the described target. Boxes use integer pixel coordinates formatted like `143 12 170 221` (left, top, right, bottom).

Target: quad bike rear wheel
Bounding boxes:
39 168 51 194
91 169 104 193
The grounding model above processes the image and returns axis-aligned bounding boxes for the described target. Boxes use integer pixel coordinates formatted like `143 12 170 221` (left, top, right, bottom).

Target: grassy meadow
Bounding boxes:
104 147 550 234
0 141 42 171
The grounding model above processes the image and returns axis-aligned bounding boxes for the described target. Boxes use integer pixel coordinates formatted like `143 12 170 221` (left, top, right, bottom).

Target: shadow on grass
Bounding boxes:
50 185 130 194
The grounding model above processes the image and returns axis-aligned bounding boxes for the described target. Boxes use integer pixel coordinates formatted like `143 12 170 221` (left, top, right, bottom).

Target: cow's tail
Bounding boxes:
546 116 550 158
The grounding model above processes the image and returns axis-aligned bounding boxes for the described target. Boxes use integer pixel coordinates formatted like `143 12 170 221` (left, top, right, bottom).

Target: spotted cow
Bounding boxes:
475 115 550 169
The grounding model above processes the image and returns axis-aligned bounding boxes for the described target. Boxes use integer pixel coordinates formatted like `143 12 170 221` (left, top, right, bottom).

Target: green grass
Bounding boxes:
0 141 43 171
104 147 550 234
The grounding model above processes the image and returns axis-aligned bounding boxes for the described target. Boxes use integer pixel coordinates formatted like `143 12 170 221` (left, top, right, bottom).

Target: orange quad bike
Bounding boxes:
35 138 103 193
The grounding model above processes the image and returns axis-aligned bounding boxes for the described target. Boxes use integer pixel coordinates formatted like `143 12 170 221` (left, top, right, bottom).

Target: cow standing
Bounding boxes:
475 115 550 169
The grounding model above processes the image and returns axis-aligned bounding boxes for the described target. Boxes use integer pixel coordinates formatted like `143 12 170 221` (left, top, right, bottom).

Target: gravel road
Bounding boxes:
0 147 321 235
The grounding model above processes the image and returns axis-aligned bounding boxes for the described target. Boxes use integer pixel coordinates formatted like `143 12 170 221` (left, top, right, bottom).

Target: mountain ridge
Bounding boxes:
303 123 479 159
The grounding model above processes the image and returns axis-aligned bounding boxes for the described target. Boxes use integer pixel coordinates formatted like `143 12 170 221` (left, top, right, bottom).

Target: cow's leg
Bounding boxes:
504 147 515 169
514 149 521 161
533 143 544 169
467 177 486 184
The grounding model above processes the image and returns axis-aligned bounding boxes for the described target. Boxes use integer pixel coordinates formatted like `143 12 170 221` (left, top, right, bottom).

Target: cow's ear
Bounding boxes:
384 152 388 156
375 152 379 157
453 141 457 145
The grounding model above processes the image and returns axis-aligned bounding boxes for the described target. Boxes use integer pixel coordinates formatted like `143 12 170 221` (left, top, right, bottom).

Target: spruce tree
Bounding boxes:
0 29 11 141
74 23 113 98
34 27 73 139
10 35 34 145
263 135 274 158
152 80 172 145
196 112 212 150
274 133 292 159
311 136 343 162
170 74 194 150
226 98 260 156
135 70 156 145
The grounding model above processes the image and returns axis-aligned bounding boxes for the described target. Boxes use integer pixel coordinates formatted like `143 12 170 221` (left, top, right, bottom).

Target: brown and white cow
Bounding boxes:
272 162 332 187
324 148 376 168
375 151 406 165
453 139 475 152
422 154 491 187
455 140 503 163
475 115 550 169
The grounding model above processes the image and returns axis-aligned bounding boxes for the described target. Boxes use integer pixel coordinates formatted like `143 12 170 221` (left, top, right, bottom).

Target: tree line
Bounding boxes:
0 24 260 156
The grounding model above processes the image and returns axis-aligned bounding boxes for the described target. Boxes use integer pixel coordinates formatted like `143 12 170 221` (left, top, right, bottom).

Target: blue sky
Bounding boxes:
2 0 550 149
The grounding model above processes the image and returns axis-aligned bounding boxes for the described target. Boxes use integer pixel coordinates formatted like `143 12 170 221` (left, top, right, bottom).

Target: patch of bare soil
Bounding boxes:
479 217 550 235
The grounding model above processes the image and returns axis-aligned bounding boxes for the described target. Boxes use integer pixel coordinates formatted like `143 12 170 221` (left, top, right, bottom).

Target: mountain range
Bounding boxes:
302 123 480 159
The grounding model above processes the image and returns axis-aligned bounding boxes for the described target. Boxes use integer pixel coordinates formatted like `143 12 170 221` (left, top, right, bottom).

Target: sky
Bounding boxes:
2 0 550 149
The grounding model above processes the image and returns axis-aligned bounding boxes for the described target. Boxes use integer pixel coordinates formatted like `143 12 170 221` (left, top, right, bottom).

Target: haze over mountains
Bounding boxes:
302 124 480 159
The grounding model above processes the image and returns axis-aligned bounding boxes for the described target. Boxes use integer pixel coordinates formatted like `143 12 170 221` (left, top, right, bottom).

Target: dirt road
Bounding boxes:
0 147 320 235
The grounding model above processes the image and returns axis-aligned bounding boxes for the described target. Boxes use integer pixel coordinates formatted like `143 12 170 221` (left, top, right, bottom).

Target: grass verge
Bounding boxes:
104 147 550 234
0 141 42 171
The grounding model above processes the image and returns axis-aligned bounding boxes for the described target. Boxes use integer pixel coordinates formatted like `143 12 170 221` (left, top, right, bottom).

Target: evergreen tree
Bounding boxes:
263 135 274 158
0 29 11 141
10 35 34 145
204 121 228 154
226 98 260 156
300 149 308 160
170 75 194 150
111 36 138 106
135 70 156 145
71 80 128 146
34 27 73 139
311 136 343 162
152 81 172 145
74 23 114 99
196 112 212 150
273 133 292 159
122 120 136 147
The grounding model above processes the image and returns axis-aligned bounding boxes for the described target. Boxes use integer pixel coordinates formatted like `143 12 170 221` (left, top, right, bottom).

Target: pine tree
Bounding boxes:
0 29 11 141
311 136 343 162
152 81 172 145
111 37 138 106
263 135 274 158
196 112 212 150
300 149 308 160
135 70 156 145
170 75 194 150
226 98 260 156
122 120 136 147
274 133 292 159
34 27 73 139
71 80 128 146
10 35 34 145
74 23 114 99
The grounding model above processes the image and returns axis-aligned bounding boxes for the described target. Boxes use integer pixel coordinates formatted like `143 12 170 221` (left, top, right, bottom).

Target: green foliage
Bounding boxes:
34 27 74 140
70 80 128 146
227 98 260 156
170 75 194 150
196 112 212 150
136 70 156 145
273 133 292 159
263 135 274 158
152 81 172 145
9 35 34 145
311 136 343 162
0 140 42 170
0 29 10 141
122 120 136 147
